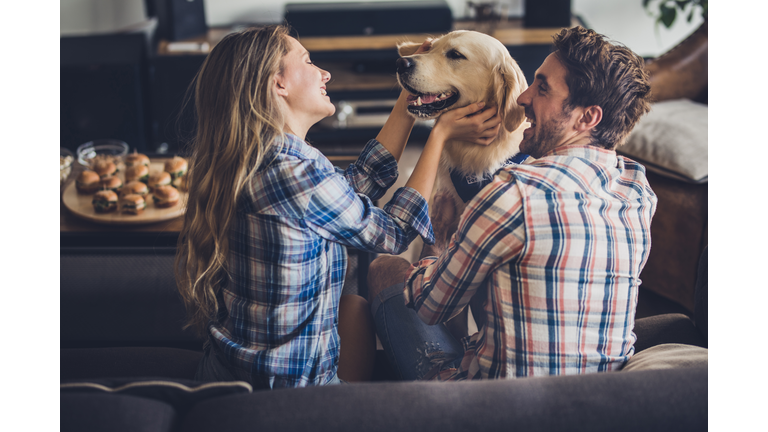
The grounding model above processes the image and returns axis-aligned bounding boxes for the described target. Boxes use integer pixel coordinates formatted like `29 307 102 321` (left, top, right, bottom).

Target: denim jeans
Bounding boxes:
371 283 464 380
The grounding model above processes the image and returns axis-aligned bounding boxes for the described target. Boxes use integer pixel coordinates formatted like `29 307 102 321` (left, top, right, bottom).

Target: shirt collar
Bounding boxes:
281 133 322 160
541 144 617 166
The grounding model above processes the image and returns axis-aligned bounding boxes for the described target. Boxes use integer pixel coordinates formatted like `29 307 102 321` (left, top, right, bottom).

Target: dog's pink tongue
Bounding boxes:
405 94 437 104
420 94 437 104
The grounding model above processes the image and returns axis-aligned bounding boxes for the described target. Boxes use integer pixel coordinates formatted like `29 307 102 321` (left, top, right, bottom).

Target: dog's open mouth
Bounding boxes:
403 86 460 118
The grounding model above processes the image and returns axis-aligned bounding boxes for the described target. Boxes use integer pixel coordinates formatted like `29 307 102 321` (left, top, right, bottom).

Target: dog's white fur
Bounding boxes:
397 31 529 225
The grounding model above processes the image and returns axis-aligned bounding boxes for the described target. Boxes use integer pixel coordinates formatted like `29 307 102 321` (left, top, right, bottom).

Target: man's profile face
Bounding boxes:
516 53 580 158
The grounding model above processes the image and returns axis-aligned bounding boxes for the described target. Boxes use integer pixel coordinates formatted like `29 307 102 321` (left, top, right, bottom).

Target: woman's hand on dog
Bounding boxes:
433 102 501 146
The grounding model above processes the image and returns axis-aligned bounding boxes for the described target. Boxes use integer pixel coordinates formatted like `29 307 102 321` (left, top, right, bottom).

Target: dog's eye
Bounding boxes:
446 49 466 60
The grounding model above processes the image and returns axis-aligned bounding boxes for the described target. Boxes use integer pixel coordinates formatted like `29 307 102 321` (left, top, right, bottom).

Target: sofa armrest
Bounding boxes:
634 313 706 353
645 21 708 104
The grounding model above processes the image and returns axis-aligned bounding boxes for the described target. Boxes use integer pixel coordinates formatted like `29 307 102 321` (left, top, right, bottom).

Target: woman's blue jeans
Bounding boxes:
371 283 464 380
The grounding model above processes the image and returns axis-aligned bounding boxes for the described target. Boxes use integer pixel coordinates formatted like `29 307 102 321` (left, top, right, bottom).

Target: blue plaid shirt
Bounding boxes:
208 134 433 388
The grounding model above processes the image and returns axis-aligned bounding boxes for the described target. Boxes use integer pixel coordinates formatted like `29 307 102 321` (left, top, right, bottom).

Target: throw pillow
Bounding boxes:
622 343 708 371
620 98 708 184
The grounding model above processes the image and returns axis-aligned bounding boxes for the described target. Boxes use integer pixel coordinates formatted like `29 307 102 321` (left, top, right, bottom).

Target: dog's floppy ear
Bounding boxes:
397 41 423 57
397 36 440 57
493 56 528 132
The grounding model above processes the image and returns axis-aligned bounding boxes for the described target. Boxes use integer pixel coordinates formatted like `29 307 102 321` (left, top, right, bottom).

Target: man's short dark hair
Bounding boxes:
552 26 652 149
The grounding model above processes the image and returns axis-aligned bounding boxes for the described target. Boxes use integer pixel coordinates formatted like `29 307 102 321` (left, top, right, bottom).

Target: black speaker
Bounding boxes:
284 1 453 37
524 0 572 28
154 0 207 41
60 33 151 153
149 54 207 154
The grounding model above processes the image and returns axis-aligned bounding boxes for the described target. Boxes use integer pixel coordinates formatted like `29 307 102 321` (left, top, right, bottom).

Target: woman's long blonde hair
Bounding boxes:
175 25 291 336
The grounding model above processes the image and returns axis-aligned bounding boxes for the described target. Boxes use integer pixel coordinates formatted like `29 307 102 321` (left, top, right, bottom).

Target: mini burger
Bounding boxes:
100 175 123 193
152 185 180 208
92 190 118 213
171 173 188 192
164 156 188 180
121 180 149 197
148 171 172 190
120 193 146 215
93 160 117 179
125 164 150 183
75 170 101 194
124 151 150 168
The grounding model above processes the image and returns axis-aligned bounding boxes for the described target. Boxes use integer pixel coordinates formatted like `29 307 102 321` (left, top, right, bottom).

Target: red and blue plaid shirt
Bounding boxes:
405 145 657 380
209 135 433 388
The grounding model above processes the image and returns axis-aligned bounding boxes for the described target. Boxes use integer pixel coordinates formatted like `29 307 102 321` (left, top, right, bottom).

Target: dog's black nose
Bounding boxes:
396 57 414 75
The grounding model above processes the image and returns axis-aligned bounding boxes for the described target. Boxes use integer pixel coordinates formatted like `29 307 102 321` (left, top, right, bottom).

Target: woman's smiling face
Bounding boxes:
275 37 335 132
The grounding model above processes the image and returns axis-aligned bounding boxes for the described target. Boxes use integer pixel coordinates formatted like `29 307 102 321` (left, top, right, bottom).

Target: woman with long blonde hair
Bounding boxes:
176 25 500 388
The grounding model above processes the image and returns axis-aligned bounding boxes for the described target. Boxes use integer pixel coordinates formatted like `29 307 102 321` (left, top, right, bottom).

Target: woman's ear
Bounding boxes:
494 56 529 132
274 74 288 97
397 41 422 57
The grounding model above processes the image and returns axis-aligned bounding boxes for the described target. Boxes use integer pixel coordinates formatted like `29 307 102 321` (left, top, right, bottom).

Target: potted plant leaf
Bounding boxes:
643 0 708 29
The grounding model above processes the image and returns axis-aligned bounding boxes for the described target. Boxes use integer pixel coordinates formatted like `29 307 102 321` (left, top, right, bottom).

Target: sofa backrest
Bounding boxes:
60 246 204 350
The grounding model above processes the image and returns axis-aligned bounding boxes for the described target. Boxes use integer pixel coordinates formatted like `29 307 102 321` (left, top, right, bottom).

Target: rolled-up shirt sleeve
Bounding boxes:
336 139 400 201
305 140 434 254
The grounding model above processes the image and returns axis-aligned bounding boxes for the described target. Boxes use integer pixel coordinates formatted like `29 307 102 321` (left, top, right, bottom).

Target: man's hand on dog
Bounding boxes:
433 102 501 146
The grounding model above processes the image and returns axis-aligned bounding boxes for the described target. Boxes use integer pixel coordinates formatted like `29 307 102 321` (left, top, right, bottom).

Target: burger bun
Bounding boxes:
92 190 118 213
152 185 179 208
76 170 101 194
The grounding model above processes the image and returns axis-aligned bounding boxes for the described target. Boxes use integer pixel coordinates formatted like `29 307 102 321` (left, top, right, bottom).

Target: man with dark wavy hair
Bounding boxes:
367 26 658 381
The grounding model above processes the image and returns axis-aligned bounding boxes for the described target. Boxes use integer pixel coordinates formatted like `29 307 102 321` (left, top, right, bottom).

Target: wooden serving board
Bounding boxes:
62 161 187 226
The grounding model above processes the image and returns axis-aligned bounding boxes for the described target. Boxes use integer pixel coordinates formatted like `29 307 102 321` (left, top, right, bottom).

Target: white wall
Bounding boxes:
203 0 522 25
572 0 703 58
60 0 146 35
59 0 704 57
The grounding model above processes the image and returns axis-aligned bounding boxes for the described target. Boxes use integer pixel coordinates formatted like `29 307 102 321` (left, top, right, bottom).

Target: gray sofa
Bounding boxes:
60 244 708 432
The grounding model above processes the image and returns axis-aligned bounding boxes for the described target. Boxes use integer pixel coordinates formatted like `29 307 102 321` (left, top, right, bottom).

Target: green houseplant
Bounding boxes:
644 0 708 28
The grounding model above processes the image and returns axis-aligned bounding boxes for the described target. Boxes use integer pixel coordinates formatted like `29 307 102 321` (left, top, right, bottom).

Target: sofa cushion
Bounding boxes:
180 367 707 432
61 378 252 413
61 393 177 432
621 98 708 184
623 343 708 371
60 347 204 381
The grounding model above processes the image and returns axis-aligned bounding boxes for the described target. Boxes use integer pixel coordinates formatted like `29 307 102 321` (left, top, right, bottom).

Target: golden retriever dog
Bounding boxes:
396 30 529 230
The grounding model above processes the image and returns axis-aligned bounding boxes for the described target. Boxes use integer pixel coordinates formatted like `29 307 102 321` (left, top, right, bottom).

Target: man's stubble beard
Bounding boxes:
520 105 573 159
